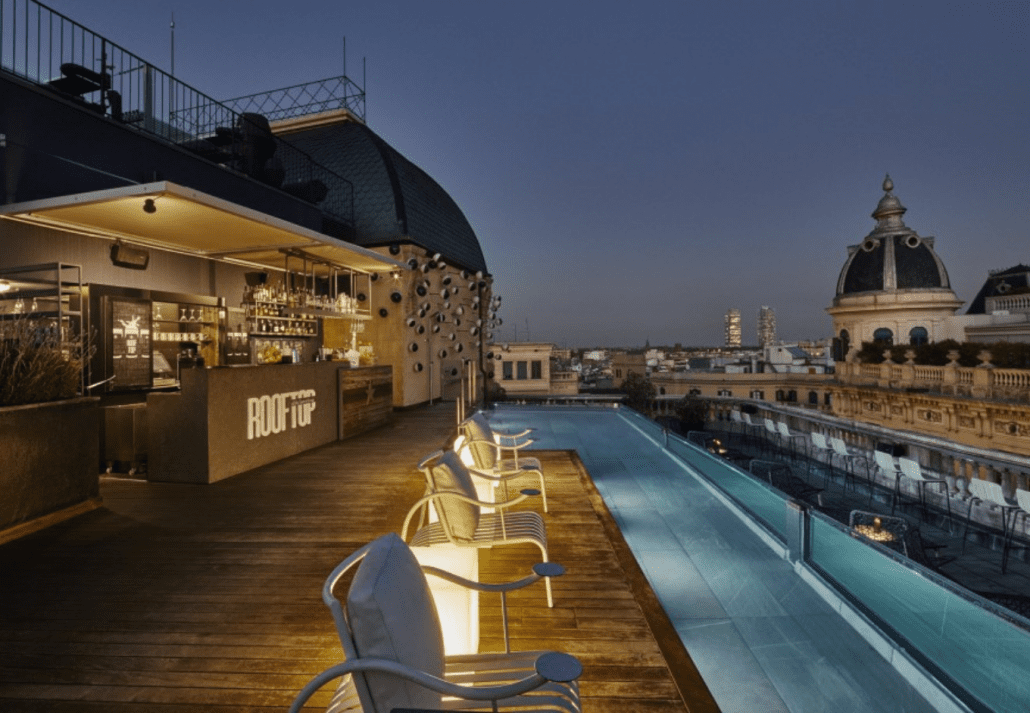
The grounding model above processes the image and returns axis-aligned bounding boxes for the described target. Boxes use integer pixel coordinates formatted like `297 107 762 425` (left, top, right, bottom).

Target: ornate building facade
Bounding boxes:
827 176 963 359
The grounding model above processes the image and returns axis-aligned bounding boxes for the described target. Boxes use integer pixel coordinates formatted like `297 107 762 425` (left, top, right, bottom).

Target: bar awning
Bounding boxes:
0 181 406 274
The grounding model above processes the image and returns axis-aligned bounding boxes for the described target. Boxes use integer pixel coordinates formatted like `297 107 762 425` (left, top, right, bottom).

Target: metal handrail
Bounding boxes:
0 0 354 231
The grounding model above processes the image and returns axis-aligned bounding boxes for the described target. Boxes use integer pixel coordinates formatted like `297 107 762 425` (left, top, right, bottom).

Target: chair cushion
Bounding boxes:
428 451 481 542
347 533 445 711
465 415 498 469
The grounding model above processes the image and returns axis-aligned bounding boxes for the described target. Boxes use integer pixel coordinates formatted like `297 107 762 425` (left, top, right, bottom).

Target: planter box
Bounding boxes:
0 397 100 532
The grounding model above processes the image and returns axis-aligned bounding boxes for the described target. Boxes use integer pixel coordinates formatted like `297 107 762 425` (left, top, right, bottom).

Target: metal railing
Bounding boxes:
0 0 354 231
223 76 366 124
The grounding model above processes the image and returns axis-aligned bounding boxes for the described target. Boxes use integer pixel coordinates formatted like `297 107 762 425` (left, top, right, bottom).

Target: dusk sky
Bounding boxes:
49 0 1028 347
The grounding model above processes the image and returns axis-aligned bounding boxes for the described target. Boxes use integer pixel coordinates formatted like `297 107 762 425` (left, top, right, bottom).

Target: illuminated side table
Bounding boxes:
410 545 479 655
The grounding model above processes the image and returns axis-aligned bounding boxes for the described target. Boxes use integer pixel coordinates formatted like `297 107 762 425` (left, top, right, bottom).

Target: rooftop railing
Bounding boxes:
0 0 354 233
222 76 366 124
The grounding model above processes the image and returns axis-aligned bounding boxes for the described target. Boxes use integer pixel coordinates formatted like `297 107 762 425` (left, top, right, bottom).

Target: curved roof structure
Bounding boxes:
285 120 487 273
835 175 952 297
966 264 1030 314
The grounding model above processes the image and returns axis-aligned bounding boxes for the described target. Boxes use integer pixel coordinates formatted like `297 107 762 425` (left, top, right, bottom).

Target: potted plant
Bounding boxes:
0 315 100 538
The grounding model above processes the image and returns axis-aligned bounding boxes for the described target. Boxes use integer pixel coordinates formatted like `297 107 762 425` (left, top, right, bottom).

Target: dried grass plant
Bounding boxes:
0 316 91 407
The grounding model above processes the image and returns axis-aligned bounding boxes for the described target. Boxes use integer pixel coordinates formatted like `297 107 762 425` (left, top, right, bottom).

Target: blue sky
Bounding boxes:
47 0 1028 347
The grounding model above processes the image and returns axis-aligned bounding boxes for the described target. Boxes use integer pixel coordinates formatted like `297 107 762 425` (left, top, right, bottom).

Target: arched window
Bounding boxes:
909 326 928 346
659 387 666 395
808 391 818 405
873 328 894 346
839 329 850 360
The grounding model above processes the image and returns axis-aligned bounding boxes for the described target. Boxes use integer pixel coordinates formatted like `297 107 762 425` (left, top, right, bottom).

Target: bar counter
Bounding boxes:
147 362 392 483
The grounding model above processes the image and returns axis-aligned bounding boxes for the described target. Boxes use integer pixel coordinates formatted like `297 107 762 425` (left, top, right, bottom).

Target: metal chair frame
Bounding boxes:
287 535 580 713
897 457 953 530
964 479 1022 573
406 450 555 607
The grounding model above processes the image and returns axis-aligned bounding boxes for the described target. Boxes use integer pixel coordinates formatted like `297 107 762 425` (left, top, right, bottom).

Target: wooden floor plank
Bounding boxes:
0 404 712 711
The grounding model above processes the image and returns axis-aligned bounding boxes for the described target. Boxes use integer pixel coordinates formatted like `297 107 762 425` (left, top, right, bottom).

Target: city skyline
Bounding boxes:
48 0 1029 346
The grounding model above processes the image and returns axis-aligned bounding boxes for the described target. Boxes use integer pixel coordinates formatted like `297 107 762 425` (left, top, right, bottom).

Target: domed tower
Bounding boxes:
827 176 962 359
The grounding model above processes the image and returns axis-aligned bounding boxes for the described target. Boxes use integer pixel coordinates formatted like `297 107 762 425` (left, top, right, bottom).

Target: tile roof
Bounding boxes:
285 122 487 273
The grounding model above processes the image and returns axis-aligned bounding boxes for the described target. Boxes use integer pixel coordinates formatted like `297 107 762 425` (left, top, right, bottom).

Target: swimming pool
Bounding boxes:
486 404 1030 713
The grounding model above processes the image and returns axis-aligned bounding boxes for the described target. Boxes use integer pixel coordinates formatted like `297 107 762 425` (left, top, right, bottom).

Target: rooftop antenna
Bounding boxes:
170 13 175 77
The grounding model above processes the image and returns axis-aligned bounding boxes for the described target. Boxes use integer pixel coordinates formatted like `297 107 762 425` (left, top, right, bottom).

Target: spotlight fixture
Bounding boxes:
439 348 448 358
409 343 419 352
406 317 417 327
370 272 380 282
378 307 389 318
143 198 157 214
416 324 426 335
432 253 442 262
389 243 401 255
413 362 424 372
407 258 418 269
390 291 403 303
0 280 11 293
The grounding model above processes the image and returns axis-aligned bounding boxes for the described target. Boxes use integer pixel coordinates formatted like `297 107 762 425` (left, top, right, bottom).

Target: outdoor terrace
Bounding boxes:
0 404 706 712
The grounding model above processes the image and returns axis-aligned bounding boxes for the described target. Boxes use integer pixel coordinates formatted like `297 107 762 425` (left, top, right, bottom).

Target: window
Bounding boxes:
873 328 894 346
909 326 928 346
750 390 765 400
531 360 542 379
808 391 818 406
516 361 528 380
717 389 732 397
502 362 513 380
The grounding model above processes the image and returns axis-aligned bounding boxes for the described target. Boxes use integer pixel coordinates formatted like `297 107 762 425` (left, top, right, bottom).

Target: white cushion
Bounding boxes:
347 533 444 711
465 415 498 469
428 451 481 541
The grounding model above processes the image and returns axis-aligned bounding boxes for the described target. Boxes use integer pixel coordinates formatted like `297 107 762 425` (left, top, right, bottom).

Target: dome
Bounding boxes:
283 121 488 273
835 175 952 297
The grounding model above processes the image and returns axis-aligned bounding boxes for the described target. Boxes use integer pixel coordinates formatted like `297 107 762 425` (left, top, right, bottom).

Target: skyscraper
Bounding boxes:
725 308 742 347
758 306 776 347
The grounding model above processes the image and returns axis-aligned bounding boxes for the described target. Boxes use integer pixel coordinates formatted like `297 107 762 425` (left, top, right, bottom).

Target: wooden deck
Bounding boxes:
0 403 717 712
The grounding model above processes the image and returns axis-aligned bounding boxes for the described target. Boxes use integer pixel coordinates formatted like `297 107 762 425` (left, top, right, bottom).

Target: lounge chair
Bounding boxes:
287 533 580 713
461 413 548 512
404 449 555 607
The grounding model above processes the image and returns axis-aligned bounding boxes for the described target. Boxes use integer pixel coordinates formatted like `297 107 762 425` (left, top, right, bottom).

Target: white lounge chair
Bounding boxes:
287 533 580 713
405 449 555 607
461 413 549 512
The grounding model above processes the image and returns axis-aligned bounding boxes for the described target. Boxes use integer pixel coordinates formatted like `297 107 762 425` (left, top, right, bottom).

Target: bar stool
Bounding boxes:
964 478 1021 573
776 421 808 464
829 436 868 496
763 418 779 455
874 450 904 514
897 457 952 531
